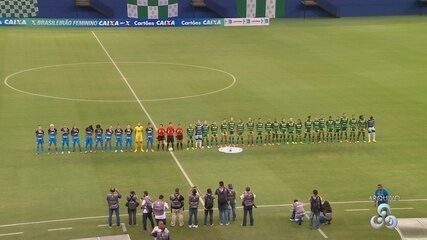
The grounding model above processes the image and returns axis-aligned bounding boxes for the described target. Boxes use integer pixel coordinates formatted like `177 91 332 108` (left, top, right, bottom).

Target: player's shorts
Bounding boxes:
167 136 174 143
305 129 312 133
73 137 80 144
146 137 153 145
116 137 122 142
237 132 244 136
368 127 376 133
135 134 143 142
350 128 356 132
341 127 347 131
288 131 294 134
157 136 165 141
195 134 203 141
49 137 57 144
36 138 44 144
335 129 341 133
62 136 69 142
86 137 93 144
247 131 254 135
105 136 112 142
95 137 103 143
256 132 263 136
221 132 227 136
176 135 183 141
229 131 235 135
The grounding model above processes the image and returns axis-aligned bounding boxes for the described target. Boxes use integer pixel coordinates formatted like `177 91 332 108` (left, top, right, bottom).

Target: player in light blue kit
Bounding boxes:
146 122 155 152
85 125 94 153
47 124 58 154
94 124 104 152
124 124 133 152
60 124 71 154
104 125 113 152
71 125 82 153
35 125 45 154
115 125 124 153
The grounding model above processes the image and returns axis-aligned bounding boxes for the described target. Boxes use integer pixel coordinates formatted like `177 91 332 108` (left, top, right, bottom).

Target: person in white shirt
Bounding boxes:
141 191 155 231
152 195 169 225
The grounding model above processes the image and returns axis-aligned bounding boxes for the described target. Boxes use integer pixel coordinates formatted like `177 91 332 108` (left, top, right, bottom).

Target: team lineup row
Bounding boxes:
34 114 377 154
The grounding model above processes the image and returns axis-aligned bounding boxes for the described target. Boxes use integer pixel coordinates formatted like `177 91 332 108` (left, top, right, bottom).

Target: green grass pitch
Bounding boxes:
0 16 427 240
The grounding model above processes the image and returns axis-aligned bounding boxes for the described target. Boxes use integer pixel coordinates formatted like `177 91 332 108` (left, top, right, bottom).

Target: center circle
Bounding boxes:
3 62 237 102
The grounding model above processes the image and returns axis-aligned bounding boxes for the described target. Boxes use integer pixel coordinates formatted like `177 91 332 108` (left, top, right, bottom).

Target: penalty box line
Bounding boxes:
91 31 202 205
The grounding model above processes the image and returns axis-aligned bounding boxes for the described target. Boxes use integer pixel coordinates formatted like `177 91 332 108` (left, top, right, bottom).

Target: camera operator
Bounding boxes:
106 187 122 228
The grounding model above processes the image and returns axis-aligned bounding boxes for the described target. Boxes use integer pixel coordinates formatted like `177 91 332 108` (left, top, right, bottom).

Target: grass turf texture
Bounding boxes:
0 16 426 239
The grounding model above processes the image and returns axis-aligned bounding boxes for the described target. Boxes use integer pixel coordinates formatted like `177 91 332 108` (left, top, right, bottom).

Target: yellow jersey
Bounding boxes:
134 126 144 136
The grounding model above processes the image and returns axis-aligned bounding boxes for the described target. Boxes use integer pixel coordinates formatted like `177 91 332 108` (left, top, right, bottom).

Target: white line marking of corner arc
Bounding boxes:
91 31 203 204
0 232 23 237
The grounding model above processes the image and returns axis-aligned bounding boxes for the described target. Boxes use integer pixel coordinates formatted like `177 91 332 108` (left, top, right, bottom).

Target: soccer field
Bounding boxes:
0 16 427 240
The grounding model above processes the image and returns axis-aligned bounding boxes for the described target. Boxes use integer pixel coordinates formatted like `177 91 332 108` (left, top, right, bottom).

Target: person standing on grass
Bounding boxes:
374 184 390 207
175 123 184 150
203 188 215 226
60 124 71 154
141 191 155 231
157 124 166 151
349 115 357 142
309 189 322 230
188 186 200 228
47 124 58 154
357 115 367 142
71 125 82 153
35 125 45 154
367 116 377 143
124 124 133 152
210 121 219 148
227 184 237 222
153 195 169 225
166 122 175 151
202 120 210 148
240 186 256 226
104 125 114 152
126 190 139 226
186 123 195 150
114 124 124 153
216 181 230 225
84 125 94 153
94 124 104 152
146 122 155 152
195 120 203 149
246 118 255 146
107 188 122 228
151 220 170 240
220 118 228 146
170 188 185 227
134 122 144 152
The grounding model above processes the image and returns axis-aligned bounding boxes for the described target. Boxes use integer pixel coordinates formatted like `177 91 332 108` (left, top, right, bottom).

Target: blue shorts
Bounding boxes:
95 137 103 143
125 137 132 143
146 137 154 144
49 137 57 144
36 138 44 144
116 137 122 143
105 137 112 142
73 137 80 144
62 137 69 143
86 137 93 144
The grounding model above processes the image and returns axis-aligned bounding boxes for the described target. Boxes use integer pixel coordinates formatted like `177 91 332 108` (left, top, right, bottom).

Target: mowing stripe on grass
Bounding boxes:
0 232 23 237
0 199 425 228
91 31 205 206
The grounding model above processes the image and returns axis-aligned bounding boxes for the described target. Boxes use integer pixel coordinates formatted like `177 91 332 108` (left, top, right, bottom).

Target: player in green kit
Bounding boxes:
280 118 287 144
340 113 349 142
246 118 255 146
319 115 326 143
357 115 367 143
334 117 341 142
313 117 320 143
264 119 273 146
256 118 264 145
303 116 313 143
326 116 334 143
228 117 236 146
202 120 210 148
236 119 245 146
295 119 303 144
287 118 296 144
349 115 357 142
186 123 195 150
272 119 280 145
210 121 219 147
220 118 228 146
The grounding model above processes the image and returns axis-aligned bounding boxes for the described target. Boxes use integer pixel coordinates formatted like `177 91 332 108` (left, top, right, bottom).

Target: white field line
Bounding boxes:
121 223 127 233
0 232 23 237
0 198 425 229
392 207 415 210
91 31 206 207
345 209 370 212
304 213 328 239
47 227 73 232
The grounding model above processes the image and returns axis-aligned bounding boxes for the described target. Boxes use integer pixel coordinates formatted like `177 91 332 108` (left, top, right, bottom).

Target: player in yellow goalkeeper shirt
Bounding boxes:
134 122 144 152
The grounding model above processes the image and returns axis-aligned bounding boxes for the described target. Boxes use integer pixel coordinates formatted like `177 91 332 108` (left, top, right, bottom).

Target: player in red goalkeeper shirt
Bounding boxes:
157 124 166 151
175 123 184 150
166 122 175 151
